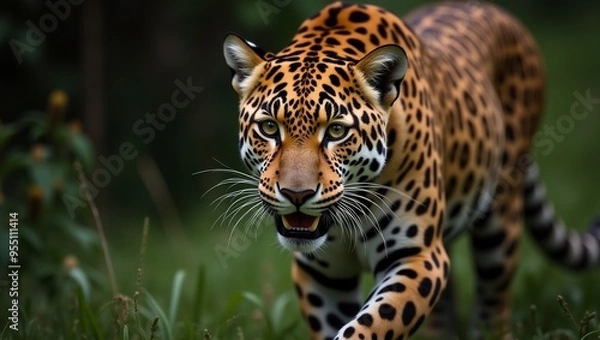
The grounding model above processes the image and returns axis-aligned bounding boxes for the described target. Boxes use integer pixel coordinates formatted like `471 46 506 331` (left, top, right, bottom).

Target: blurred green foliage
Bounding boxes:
0 90 105 336
0 89 97 270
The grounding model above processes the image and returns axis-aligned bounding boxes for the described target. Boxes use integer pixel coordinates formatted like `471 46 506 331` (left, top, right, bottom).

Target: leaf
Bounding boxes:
270 292 294 334
68 133 95 170
218 292 245 325
57 216 99 252
76 286 104 340
30 159 58 204
191 265 206 323
68 267 92 301
19 222 43 252
29 123 47 142
241 291 264 309
142 288 173 340
122 325 130 340
168 270 186 328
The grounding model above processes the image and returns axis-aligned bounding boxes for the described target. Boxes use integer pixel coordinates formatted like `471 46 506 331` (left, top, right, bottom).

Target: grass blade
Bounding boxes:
192 265 206 323
143 288 173 340
76 286 104 340
168 270 187 328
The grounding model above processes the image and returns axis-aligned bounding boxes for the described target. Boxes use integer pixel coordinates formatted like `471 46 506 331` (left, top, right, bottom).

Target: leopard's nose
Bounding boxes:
280 188 317 207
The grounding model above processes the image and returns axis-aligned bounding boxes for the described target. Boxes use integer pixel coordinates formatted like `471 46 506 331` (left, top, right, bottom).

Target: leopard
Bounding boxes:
222 2 600 339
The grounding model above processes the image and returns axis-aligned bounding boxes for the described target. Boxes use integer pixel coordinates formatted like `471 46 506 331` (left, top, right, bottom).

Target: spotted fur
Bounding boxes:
222 2 600 338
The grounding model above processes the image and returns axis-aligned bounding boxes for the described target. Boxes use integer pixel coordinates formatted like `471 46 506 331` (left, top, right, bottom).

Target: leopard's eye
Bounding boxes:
325 123 349 141
259 120 279 137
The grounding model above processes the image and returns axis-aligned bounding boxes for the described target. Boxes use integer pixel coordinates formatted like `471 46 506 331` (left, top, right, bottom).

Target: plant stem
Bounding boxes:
75 161 118 295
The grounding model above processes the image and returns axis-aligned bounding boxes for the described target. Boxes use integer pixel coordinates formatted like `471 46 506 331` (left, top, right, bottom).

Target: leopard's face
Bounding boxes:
224 34 407 252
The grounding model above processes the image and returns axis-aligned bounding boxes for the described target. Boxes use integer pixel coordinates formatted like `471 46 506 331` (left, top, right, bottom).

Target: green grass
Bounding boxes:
2 207 599 339
15 211 594 340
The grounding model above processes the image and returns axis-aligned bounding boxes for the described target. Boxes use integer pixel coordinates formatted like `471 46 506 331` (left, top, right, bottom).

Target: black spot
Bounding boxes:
505 124 515 141
406 225 418 237
369 33 380 45
463 91 477 115
396 268 418 278
325 6 341 27
349 10 370 23
325 37 341 46
323 84 336 96
409 315 426 336
462 172 474 194
446 176 457 198
348 38 366 53
343 326 355 338
307 293 324 307
471 230 507 251
378 303 396 320
295 284 303 298
329 74 341 86
356 313 373 327
295 259 359 291
338 302 361 318
415 198 430 216
476 263 504 281
327 313 345 330
335 67 350 81
369 159 381 173
308 315 322 331
423 225 434 247
459 143 470 168
401 301 416 326
377 24 388 39
378 282 406 294
418 277 433 298
376 239 396 253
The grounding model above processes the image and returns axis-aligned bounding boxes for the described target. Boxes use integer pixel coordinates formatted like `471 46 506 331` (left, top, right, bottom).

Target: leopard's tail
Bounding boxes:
523 163 600 269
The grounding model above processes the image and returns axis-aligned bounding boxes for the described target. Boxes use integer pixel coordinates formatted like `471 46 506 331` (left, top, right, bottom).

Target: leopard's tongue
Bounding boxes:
282 212 319 232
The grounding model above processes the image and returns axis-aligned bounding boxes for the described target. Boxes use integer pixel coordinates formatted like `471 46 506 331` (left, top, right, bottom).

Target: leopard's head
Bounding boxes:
223 34 407 252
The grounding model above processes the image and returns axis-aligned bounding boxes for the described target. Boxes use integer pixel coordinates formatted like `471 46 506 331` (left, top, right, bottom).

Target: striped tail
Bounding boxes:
524 163 600 269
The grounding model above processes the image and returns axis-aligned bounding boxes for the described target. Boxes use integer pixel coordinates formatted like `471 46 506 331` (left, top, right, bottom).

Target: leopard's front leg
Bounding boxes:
292 237 364 340
336 245 449 339
336 206 450 340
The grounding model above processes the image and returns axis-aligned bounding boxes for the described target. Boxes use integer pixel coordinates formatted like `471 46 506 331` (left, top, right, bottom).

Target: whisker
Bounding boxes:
193 166 259 182
212 197 261 231
345 182 423 206
212 188 258 208
341 192 388 254
202 177 258 199
227 202 263 248
219 197 262 228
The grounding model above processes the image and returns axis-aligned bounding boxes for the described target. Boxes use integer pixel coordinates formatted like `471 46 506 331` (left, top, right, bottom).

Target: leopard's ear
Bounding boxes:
355 44 408 108
223 34 270 97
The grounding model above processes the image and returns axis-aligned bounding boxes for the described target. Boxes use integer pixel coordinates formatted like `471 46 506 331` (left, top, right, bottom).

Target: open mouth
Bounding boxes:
275 212 330 239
